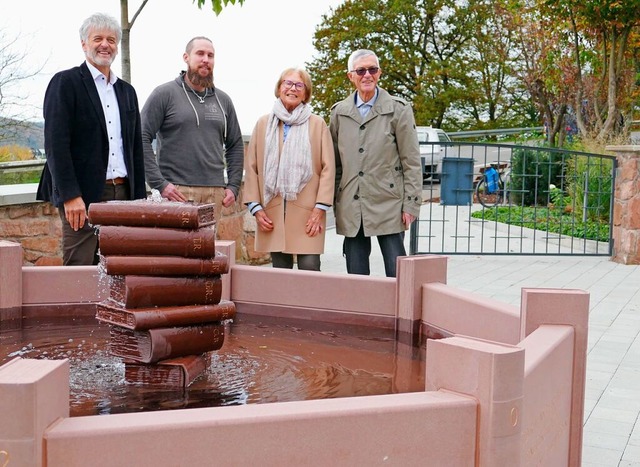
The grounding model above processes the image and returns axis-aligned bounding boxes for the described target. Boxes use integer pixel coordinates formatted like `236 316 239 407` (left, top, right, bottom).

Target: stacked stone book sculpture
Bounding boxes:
88 200 235 388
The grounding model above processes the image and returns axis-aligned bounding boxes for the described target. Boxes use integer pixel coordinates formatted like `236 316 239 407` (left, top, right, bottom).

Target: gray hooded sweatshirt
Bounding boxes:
141 72 244 197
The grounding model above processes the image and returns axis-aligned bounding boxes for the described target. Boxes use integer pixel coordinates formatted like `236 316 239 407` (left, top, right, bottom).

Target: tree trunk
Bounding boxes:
599 27 618 139
120 0 131 83
570 13 588 137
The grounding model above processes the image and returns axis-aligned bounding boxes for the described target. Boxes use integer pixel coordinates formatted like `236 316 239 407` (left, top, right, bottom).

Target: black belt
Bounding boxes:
106 177 127 185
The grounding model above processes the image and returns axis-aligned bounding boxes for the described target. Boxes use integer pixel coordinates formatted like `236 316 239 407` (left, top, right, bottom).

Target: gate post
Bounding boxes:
607 145 640 264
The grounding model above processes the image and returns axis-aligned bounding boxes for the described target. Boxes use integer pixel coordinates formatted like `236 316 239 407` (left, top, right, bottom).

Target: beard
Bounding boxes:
87 48 116 68
187 65 214 89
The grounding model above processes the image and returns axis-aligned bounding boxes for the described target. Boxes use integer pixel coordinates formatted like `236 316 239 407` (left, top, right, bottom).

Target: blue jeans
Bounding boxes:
343 223 406 277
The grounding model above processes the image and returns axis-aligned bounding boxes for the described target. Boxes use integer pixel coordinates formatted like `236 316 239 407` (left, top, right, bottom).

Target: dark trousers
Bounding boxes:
270 252 321 271
59 183 130 266
343 223 406 277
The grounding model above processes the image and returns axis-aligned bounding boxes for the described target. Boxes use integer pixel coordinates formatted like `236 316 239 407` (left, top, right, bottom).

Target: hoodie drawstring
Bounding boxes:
181 79 227 145
181 80 200 127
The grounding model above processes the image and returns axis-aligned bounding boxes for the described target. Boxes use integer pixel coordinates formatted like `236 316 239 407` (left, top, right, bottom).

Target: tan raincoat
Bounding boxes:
329 87 422 237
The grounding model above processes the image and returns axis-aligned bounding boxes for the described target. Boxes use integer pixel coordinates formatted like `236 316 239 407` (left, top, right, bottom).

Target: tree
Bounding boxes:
307 0 535 130
118 0 245 83
503 0 576 146
450 1 533 130
0 30 44 143
540 0 640 141
571 0 640 139
308 0 471 126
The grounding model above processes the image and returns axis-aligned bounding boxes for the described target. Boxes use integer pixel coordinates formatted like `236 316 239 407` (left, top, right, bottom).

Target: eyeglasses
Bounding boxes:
351 67 380 76
281 80 306 91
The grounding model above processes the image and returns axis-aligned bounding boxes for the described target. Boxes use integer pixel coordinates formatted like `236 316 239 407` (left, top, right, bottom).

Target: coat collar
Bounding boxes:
335 87 395 123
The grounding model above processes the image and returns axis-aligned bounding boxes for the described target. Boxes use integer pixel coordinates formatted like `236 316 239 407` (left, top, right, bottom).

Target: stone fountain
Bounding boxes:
0 238 588 466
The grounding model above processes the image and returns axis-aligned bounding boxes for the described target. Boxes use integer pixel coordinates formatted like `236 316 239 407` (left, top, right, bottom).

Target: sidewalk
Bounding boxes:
318 206 640 466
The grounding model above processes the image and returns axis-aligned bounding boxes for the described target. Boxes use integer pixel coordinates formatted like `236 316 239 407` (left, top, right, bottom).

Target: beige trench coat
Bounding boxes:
243 113 335 254
329 88 422 237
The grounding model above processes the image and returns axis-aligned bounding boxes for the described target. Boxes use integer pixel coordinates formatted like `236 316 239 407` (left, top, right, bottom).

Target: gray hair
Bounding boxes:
79 13 121 43
347 49 380 72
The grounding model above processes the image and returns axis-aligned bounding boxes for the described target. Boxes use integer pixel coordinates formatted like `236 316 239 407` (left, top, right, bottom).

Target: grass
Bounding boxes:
471 205 610 243
0 170 41 185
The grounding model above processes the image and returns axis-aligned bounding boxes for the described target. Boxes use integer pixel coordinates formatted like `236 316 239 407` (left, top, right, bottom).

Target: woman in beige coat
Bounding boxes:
243 68 335 271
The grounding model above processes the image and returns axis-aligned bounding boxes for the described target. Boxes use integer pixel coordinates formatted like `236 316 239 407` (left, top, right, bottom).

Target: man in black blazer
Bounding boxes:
37 12 146 265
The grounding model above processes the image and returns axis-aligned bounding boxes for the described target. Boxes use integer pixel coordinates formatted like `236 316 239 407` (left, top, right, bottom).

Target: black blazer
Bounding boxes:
37 62 146 207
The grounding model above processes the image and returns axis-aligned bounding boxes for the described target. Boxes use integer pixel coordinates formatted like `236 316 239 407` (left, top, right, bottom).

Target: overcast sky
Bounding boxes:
2 0 344 134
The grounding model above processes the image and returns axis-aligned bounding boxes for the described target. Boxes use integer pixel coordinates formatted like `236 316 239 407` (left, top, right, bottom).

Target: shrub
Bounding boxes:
508 147 564 206
564 155 613 222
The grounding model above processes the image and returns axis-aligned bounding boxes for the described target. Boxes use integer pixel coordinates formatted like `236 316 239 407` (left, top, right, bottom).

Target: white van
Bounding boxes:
417 126 451 183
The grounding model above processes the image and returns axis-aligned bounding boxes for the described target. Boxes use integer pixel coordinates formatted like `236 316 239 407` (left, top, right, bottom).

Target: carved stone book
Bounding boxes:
123 355 208 388
96 299 236 330
109 324 225 363
100 252 229 276
98 225 216 258
88 200 215 229
108 275 222 308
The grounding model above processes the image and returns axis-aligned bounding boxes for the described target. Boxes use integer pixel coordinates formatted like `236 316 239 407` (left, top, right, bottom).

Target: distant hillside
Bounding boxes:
0 118 45 150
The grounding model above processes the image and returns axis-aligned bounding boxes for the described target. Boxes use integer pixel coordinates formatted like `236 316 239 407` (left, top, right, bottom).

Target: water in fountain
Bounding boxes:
1 313 426 416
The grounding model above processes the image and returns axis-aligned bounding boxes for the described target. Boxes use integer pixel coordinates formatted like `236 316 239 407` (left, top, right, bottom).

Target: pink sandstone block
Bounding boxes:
423 282 521 344
519 324 574 466
520 288 589 467
396 255 447 339
45 392 477 466
21 266 104 304
0 358 69 467
0 240 22 312
230 264 395 318
0 440 38 467
214 240 235 301
426 335 524 466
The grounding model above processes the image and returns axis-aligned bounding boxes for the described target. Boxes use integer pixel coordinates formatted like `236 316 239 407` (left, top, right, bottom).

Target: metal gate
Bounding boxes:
410 142 616 256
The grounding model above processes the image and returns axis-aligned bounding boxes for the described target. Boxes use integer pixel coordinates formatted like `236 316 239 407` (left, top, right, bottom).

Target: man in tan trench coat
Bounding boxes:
329 49 422 277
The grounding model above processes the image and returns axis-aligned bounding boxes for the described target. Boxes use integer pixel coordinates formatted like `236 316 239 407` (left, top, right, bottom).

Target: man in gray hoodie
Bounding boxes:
141 36 244 226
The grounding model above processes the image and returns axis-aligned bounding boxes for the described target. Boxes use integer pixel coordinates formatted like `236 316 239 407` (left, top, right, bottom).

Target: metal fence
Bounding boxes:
1 141 617 257
410 142 616 256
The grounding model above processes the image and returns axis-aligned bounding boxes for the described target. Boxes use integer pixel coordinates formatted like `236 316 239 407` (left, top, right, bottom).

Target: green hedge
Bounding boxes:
0 170 41 185
508 147 564 206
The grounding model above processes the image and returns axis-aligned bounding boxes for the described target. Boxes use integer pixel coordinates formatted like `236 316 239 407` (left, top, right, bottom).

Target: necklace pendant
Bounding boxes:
191 88 207 104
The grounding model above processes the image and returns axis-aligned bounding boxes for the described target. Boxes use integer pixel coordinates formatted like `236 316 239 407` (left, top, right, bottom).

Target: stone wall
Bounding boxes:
214 186 270 266
607 145 640 265
0 187 270 266
0 201 62 265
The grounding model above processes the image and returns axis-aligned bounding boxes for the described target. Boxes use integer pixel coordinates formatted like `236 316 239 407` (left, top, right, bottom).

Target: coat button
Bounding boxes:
354 195 359 200
359 171 364 176
390 183 394 188
358 148 364 153
360 125 365 130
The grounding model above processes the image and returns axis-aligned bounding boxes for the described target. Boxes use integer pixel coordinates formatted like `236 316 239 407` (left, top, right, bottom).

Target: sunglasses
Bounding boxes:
351 67 380 76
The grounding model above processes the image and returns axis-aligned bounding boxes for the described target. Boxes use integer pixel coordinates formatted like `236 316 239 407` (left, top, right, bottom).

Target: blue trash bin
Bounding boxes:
440 157 474 206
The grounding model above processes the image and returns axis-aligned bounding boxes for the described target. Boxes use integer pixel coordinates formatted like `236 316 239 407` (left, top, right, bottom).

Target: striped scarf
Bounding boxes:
263 99 312 205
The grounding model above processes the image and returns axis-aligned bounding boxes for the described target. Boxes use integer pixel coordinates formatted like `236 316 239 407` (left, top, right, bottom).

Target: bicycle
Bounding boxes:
474 163 509 208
